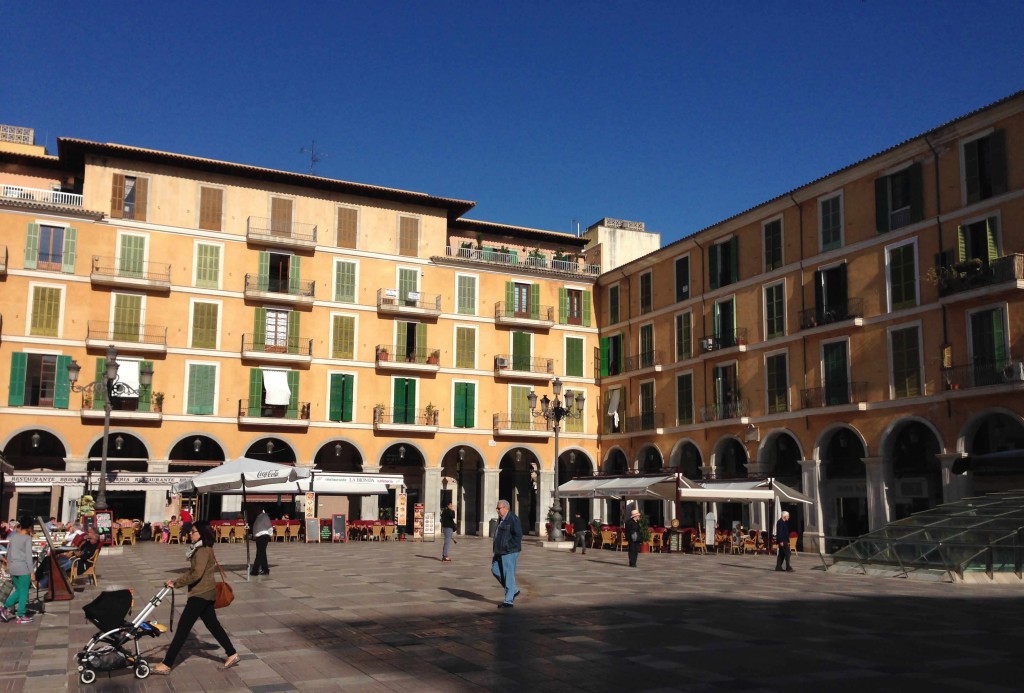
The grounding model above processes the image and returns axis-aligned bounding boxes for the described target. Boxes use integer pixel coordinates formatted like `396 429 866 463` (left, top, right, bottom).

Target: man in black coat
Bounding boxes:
625 508 642 567
570 512 587 555
775 511 794 572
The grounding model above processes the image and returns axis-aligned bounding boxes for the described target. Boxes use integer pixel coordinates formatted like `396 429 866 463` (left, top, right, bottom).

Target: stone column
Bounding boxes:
482 468 500 536
938 453 971 503
362 464 380 521
862 457 891 531
798 458 823 553
423 467 442 537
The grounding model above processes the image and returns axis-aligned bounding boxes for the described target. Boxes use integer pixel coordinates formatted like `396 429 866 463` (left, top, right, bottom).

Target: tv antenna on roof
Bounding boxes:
299 140 326 175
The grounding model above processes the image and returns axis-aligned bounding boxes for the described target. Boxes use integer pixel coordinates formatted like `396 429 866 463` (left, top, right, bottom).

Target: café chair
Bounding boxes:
789 533 799 555
285 524 299 542
382 525 396 541
691 532 708 555
273 525 288 542
600 529 617 550
650 532 664 553
120 526 137 546
167 525 182 544
70 549 101 587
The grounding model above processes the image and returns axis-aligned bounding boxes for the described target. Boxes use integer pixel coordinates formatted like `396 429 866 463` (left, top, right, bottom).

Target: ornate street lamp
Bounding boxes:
527 377 585 541
67 345 153 511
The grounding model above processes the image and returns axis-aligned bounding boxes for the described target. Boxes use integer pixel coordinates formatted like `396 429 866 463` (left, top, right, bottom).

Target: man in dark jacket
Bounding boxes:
570 512 587 555
491 499 522 608
250 509 272 576
625 508 642 567
440 501 456 562
775 511 794 572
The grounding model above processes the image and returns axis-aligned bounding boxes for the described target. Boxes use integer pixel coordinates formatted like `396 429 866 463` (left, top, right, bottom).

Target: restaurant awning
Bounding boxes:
558 475 678 500
676 478 814 505
214 472 406 496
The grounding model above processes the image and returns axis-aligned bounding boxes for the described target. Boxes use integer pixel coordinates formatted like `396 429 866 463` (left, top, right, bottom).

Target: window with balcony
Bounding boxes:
397 321 428 362
820 193 843 251
248 368 299 417
608 284 620 324
766 352 789 414
564 388 584 433
456 274 477 315
397 268 419 307
334 260 357 303
713 363 740 417
25 223 76 273
560 288 589 325
511 330 531 371
969 307 1009 386
509 281 535 319
511 384 532 430
763 219 783 272
713 297 737 347
823 340 850 405
890 325 922 398
962 130 1007 204
875 163 922 233
887 240 918 311
709 237 739 289
676 372 693 425
270 197 292 237
93 356 153 411
30 285 62 337
675 256 690 302
455 326 475 368
186 363 217 415
191 301 219 349
255 308 297 353
957 216 999 263
639 271 653 314
398 216 419 257
118 233 147 279
7 353 71 408
605 387 624 433
599 334 624 376
111 174 148 220
639 381 655 429
329 373 355 422
639 323 654 368
336 205 358 249
764 282 785 340
195 242 221 289
331 315 355 359
813 264 849 325
199 186 223 231
112 293 143 342
453 382 475 428
675 312 691 361
565 336 584 377
258 251 301 294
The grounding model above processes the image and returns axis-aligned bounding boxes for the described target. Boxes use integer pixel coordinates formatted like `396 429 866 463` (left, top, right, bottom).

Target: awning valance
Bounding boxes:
558 475 677 500
676 478 814 505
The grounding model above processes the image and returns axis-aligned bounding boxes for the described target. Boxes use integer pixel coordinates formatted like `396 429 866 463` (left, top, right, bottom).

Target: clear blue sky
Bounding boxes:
5 2 1023 244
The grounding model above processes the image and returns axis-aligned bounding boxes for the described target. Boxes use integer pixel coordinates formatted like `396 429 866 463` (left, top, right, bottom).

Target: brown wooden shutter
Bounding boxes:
337 206 357 248
199 187 223 231
271 197 292 236
110 173 125 219
134 177 149 221
399 216 419 257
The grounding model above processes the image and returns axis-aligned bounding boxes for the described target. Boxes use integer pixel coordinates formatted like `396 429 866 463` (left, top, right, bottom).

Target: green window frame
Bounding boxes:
118 234 146 278
820 195 841 251
963 130 1007 204
708 237 739 289
113 294 143 342
191 302 219 349
329 373 354 422
764 219 783 271
453 382 475 428
675 312 691 361
564 388 584 433
639 272 653 314
195 243 220 289
676 373 693 425
891 326 922 398
392 377 417 424
565 337 584 377
456 275 476 315
511 331 531 371
455 326 475 369
639 324 654 368
334 260 356 303
766 353 788 414
30 286 61 336
331 315 355 359
186 363 216 415
765 283 785 340
888 242 918 311
609 285 620 324
25 224 77 273
511 385 532 430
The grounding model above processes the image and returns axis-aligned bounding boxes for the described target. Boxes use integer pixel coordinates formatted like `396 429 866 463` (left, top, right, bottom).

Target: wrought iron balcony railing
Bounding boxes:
374 406 438 427
494 301 555 322
375 344 441 365
377 288 442 313
242 334 313 356
623 350 665 372
91 256 171 284
700 399 750 422
244 273 315 298
936 255 1024 297
799 297 865 330
237 399 310 420
699 328 749 353
492 415 551 433
246 216 317 245
494 354 554 374
942 358 1023 390
87 322 168 347
625 412 665 431
445 245 600 277
800 381 868 408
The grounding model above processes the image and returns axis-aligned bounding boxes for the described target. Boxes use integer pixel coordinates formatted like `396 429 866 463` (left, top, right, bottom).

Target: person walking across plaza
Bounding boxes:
440 501 456 562
625 507 642 568
491 499 522 608
251 509 272 576
570 512 587 555
775 511 794 572
1 517 36 624
151 522 238 675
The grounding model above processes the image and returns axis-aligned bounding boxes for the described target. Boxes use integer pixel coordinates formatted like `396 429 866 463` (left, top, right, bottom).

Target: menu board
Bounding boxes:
413 503 424 541
305 517 320 543
305 492 316 519
332 514 346 543
396 493 408 525
422 512 436 542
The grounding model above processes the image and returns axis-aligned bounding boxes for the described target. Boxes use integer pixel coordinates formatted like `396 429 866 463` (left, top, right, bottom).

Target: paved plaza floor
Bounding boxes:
1 535 1021 692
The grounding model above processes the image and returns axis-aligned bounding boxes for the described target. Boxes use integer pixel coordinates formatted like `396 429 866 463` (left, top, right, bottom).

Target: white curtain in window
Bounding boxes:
263 369 291 406
118 360 140 398
607 388 620 427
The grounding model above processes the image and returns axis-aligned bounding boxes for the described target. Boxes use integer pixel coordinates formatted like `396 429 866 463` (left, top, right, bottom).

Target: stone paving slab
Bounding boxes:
0 537 1020 691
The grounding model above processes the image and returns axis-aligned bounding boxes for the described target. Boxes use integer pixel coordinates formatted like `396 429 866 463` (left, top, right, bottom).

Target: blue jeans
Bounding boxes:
491 551 519 604
442 528 453 558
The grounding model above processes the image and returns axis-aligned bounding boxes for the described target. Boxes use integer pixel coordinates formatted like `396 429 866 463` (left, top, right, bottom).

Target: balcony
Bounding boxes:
699 328 749 354
90 256 171 292
1 184 84 209
80 397 161 423
440 245 601 278
373 406 439 433
86 322 167 355
936 255 1024 300
375 344 441 373
700 399 750 423
493 354 554 381
241 334 313 365
0 245 7 276
492 414 552 438
243 274 315 307
494 301 554 329
377 288 442 318
246 216 318 251
237 400 310 428
942 358 1024 391
623 350 665 373
625 412 665 433
800 382 868 409
799 297 865 330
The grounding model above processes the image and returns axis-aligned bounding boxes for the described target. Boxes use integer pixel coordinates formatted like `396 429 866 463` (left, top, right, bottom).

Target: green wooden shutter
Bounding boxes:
504 281 514 316
708 243 719 290
396 321 409 359
257 251 270 291
93 359 107 409
329 373 353 422
558 288 568 324
529 286 539 319
465 382 475 427
399 268 417 306
986 218 998 261
393 378 416 424
253 308 267 350
566 338 583 377
454 382 466 427
287 371 299 418
582 291 592 327
60 227 77 273
989 130 1008 197
335 261 355 302
187 364 215 415
957 225 967 263
8 353 27 406
119 235 144 277
875 176 889 234
287 312 300 354
991 309 1007 365
289 256 301 295
113 294 142 341
599 337 610 377
729 237 739 284
248 369 262 416
416 322 428 361
908 162 924 223
340 374 353 422
24 223 39 270
53 355 71 409
964 137 981 203
512 331 530 370
137 360 153 412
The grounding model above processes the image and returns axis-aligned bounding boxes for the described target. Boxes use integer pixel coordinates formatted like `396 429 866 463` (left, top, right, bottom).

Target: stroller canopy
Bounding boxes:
83 589 133 632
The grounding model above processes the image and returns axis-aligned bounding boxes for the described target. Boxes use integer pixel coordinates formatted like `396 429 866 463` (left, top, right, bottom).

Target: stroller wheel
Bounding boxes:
134 660 150 679
79 669 97 684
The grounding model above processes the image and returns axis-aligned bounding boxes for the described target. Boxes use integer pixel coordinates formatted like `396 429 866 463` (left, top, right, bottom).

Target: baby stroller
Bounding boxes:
75 585 172 684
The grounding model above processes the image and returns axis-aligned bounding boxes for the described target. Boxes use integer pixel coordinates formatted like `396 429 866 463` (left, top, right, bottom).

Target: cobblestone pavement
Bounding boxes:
1 536 1021 692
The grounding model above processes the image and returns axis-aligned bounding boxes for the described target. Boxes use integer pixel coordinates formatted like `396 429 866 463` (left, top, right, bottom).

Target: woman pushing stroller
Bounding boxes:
151 521 238 675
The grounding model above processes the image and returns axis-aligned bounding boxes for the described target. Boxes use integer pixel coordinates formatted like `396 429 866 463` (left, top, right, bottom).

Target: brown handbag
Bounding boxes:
211 551 234 609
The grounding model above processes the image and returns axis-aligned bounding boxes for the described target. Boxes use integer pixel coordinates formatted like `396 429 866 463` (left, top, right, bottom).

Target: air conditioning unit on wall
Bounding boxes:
1002 362 1024 383
495 356 509 369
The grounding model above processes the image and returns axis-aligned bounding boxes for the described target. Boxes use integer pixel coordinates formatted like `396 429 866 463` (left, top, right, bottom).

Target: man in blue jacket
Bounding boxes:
775 511 794 572
491 499 522 608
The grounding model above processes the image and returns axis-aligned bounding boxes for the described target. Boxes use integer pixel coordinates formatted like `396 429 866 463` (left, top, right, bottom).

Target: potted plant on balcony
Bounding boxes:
377 346 389 362
427 350 440 365
424 402 438 425
152 392 164 413
373 403 385 424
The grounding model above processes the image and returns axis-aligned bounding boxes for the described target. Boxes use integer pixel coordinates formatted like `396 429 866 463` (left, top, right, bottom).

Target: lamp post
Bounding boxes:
67 345 153 511
527 377 585 541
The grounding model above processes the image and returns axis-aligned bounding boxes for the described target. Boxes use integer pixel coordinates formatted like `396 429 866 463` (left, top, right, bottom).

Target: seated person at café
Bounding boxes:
39 528 100 588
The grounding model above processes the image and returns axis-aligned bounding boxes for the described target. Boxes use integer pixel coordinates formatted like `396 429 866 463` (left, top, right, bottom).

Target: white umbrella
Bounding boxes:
172 457 310 580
